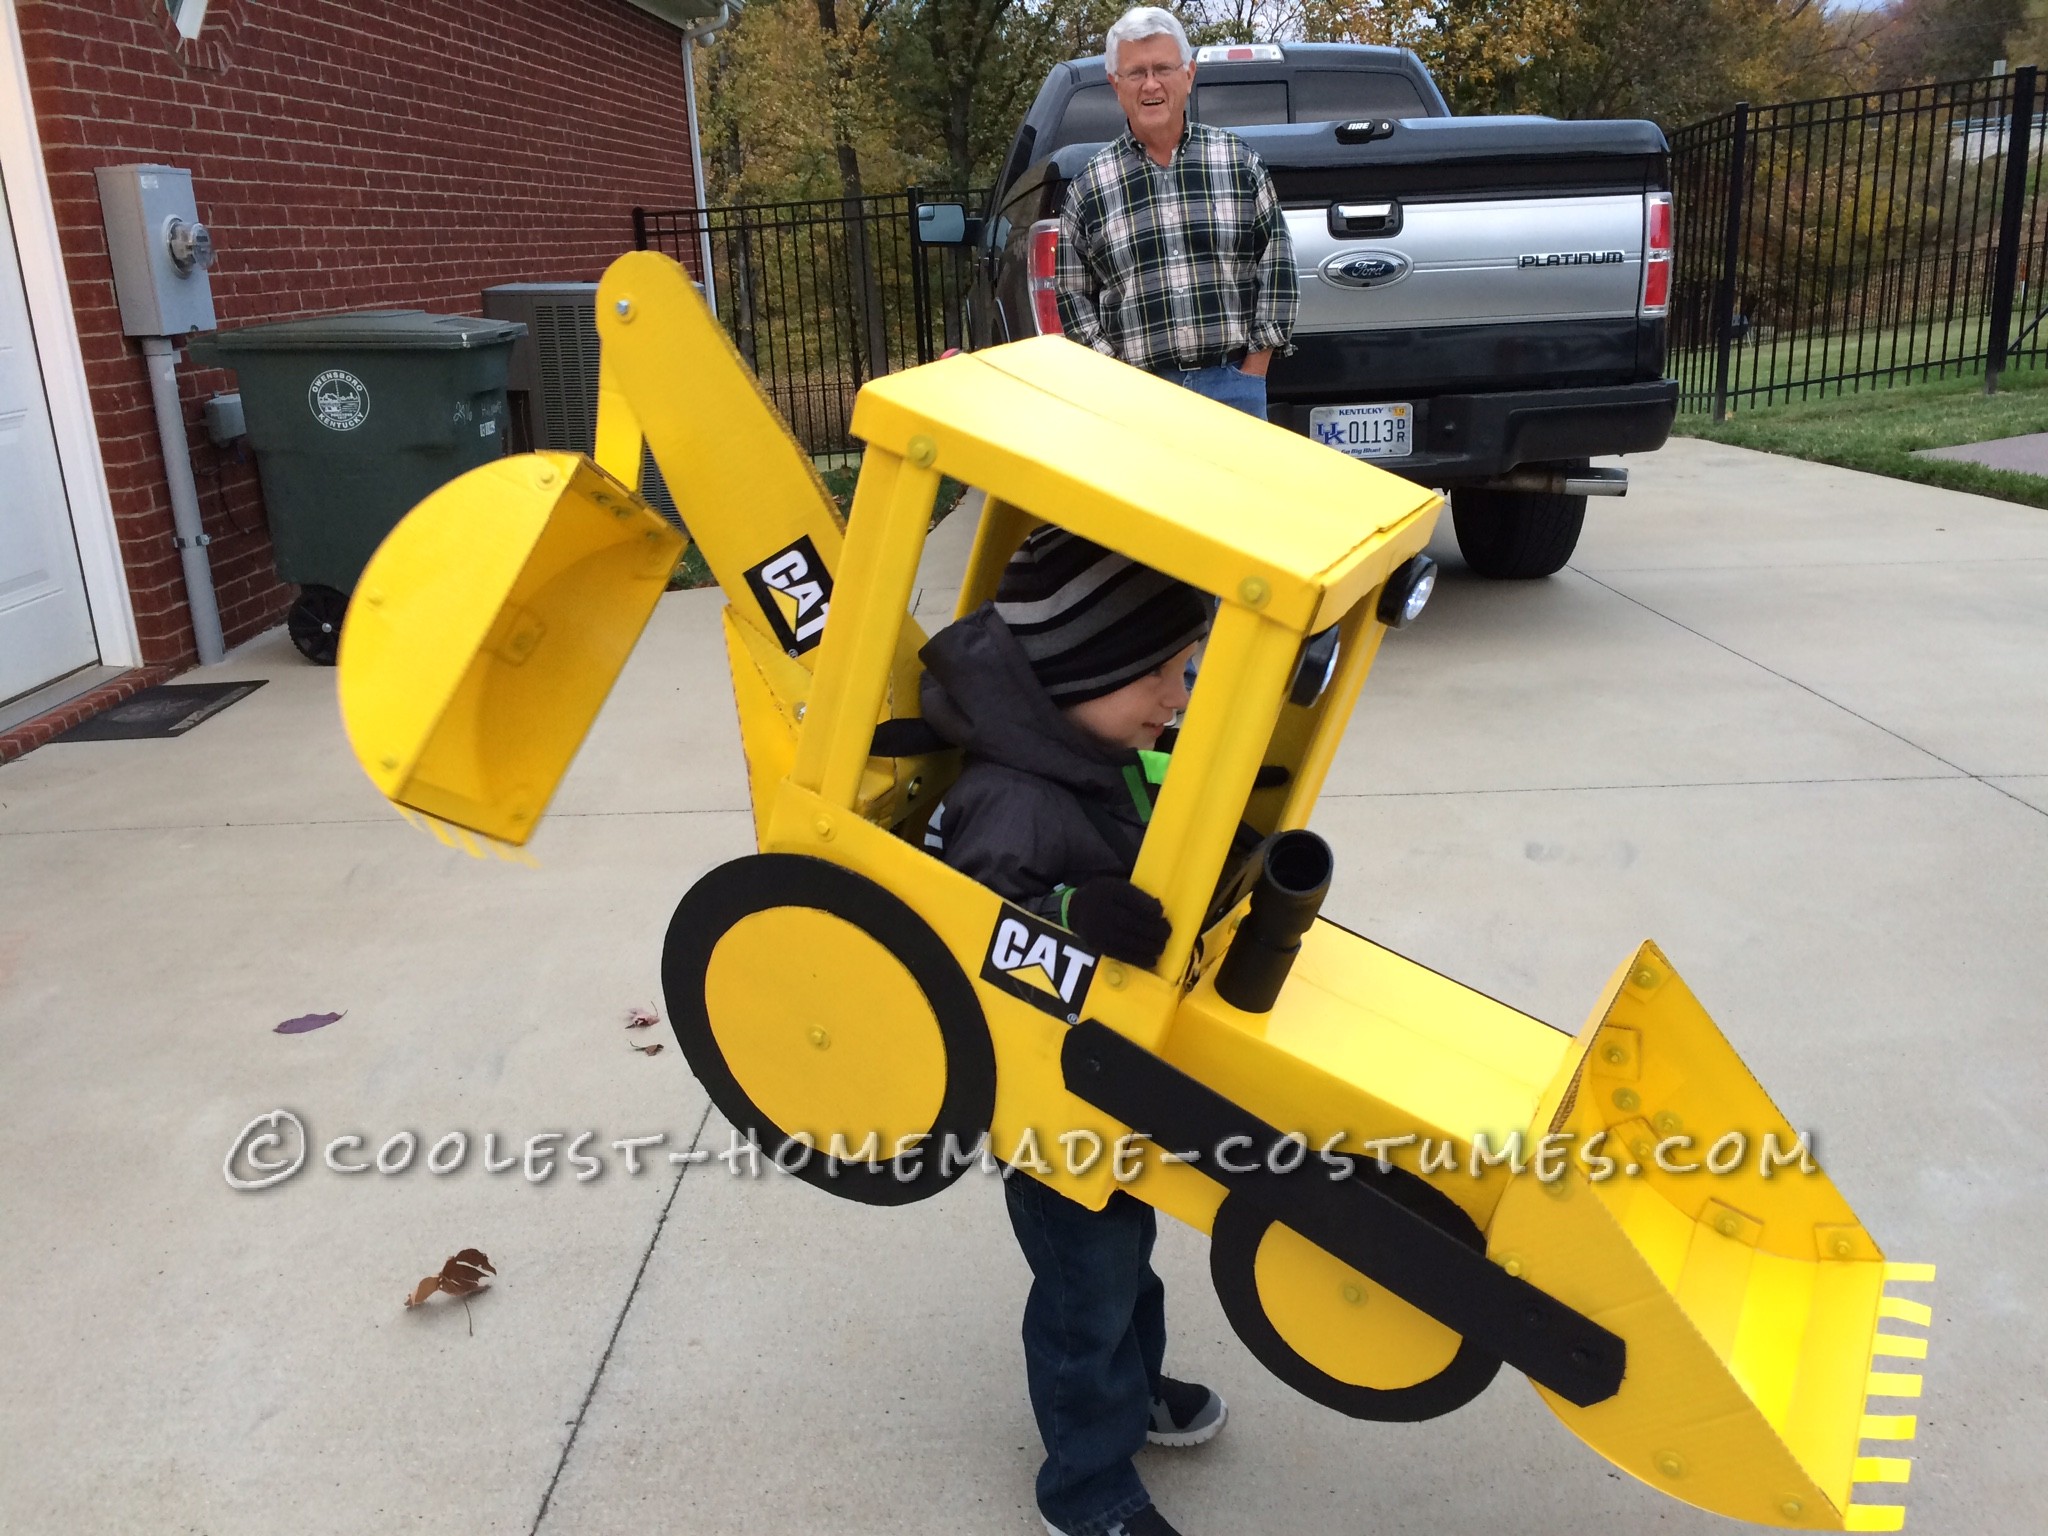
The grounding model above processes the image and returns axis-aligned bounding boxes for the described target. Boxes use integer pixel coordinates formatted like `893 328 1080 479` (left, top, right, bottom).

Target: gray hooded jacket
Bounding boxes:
919 605 1160 923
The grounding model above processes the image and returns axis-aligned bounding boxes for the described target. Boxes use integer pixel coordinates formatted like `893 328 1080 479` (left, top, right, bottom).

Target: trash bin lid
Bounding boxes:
202 310 528 352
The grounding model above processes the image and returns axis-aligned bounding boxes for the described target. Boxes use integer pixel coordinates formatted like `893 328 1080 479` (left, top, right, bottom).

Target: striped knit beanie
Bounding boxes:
994 527 1211 705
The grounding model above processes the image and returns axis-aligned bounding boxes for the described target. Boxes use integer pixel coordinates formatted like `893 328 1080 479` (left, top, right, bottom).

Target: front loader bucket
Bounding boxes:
1488 943 1929 1531
337 451 682 844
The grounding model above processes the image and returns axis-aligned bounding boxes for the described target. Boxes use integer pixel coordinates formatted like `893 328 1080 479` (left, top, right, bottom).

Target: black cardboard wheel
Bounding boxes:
1209 1155 1503 1421
661 853 995 1207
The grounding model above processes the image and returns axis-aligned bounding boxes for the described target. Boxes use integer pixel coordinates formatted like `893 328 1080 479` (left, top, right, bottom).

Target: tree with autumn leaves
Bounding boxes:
690 0 2046 402
694 0 1916 208
698 0 1121 202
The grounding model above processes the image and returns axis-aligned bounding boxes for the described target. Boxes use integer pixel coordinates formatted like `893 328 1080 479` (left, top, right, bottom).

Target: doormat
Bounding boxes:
51 680 267 742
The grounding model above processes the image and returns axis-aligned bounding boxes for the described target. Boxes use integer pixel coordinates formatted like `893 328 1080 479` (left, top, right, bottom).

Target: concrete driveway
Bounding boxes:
1 437 2042 1535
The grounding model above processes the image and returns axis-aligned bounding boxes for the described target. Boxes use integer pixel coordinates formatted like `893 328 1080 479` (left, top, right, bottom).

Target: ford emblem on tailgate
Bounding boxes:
1320 250 1410 289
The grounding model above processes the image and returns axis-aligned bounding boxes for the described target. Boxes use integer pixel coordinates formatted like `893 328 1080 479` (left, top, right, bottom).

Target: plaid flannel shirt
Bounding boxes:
1056 119 1298 372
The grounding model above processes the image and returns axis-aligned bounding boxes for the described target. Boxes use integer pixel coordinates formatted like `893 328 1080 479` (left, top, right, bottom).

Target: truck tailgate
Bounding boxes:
1288 193 1646 334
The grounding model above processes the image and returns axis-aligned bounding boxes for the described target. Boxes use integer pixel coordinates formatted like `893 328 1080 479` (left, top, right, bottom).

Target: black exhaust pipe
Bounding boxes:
1213 830 1334 1013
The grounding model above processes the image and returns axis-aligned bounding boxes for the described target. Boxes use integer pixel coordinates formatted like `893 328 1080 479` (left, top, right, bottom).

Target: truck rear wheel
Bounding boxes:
1450 461 1589 579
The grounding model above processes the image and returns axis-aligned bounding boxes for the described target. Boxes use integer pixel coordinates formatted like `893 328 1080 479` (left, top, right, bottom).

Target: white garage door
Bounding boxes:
0 165 97 705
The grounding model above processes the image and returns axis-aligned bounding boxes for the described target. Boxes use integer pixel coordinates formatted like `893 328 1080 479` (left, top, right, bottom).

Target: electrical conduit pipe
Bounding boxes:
140 336 226 665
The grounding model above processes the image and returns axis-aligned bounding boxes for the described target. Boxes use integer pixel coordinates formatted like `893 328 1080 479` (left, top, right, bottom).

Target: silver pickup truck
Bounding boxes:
920 42 1677 578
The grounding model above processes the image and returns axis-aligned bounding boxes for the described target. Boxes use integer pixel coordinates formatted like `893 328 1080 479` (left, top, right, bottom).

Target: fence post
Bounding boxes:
1986 66 2037 395
907 186 935 366
632 206 648 252
1711 103 1750 423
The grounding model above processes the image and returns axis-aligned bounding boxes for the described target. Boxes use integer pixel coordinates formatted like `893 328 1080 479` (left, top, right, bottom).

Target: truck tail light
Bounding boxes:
1028 220 1064 335
1641 192 1672 317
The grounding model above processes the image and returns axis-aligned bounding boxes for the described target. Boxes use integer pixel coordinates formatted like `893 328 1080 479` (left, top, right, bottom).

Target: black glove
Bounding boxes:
1066 877 1170 967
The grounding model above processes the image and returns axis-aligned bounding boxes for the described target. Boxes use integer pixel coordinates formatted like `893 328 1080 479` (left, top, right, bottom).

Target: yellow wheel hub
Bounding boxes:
1253 1219 1464 1389
703 906 947 1160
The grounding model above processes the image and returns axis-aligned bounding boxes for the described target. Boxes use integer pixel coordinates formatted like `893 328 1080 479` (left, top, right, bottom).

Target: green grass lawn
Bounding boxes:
1676 315 2001 401
1679 365 2048 508
817 461 969 524
669 458 967 590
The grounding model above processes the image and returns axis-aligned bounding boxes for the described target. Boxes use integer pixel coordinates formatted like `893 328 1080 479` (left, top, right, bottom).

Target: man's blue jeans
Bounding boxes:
1156 361 1260 689
1005 1172 1166 1535
1156 359 1268 418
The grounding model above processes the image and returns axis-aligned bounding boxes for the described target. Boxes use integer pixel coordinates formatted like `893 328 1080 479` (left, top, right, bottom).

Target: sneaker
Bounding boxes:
1147 1376 1227 1448
1041 1505 1184 1536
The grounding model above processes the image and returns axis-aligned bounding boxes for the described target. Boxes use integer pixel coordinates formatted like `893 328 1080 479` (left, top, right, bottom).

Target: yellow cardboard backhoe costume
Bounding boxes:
335 251 1933 1531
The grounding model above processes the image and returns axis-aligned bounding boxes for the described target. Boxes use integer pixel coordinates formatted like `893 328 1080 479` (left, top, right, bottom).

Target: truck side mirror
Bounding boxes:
917 202 981 247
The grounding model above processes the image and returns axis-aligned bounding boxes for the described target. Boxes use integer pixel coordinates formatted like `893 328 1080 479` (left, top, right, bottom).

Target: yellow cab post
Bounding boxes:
335 250 1932 1532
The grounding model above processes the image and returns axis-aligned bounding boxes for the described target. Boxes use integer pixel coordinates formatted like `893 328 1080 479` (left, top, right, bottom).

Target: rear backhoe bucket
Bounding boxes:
337 252 930 844
1488 942 1927 1531
337 451 682 843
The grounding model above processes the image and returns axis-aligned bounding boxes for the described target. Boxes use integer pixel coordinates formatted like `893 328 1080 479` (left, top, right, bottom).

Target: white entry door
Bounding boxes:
0 166 97 704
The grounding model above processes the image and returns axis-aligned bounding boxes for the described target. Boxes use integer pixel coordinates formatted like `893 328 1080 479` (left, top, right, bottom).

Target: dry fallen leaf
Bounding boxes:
626 1005 660 1030
405 1249 496 1333
630 1041 664 1056
275 1010 345 1035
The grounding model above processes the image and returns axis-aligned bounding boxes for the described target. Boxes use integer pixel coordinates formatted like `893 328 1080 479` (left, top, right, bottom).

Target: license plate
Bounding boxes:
1309 402 1413 460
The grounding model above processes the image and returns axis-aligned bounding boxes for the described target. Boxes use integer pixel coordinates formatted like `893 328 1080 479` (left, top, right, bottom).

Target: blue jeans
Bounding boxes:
1157 359 1268 418
1005 1173 1167 1535
1159 362 1258 690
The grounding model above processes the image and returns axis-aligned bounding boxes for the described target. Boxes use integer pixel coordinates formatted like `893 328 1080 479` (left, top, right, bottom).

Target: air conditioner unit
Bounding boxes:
481 283 682 526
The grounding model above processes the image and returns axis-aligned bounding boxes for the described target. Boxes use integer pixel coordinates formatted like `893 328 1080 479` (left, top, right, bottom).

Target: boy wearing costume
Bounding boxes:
919 526 1224 1536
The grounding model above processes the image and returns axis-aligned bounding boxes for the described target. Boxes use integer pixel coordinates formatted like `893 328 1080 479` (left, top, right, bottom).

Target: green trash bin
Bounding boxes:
191 310 526 664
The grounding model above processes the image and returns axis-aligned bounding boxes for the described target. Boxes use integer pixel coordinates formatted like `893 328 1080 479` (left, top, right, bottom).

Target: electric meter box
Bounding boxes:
95 164 217 338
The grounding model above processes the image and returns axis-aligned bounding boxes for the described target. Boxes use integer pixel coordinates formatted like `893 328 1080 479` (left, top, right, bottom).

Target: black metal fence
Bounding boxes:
1671 68 2048 416
656 80 2048 433
636 189 985 455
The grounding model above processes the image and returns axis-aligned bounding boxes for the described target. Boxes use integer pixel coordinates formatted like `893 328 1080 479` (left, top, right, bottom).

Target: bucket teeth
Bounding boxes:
1847 1262 1934 1530
395 805 537 866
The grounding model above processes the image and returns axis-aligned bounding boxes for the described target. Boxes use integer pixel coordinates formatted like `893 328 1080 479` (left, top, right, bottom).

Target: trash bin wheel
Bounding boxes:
1209 1155 1503 1421
661 853 995 1206
288 585 349 666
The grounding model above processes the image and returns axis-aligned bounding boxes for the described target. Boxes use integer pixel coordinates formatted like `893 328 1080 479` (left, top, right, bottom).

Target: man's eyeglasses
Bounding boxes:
1115 64 1185 84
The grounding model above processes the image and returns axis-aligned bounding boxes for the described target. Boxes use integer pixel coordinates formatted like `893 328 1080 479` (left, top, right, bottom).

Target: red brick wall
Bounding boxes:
19 0 698 667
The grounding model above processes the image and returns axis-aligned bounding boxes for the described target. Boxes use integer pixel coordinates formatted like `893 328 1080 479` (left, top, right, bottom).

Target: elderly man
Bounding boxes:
1056 6 1298 418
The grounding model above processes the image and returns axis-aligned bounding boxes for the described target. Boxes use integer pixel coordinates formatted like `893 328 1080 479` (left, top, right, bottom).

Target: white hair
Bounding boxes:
1105 7 1191 75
